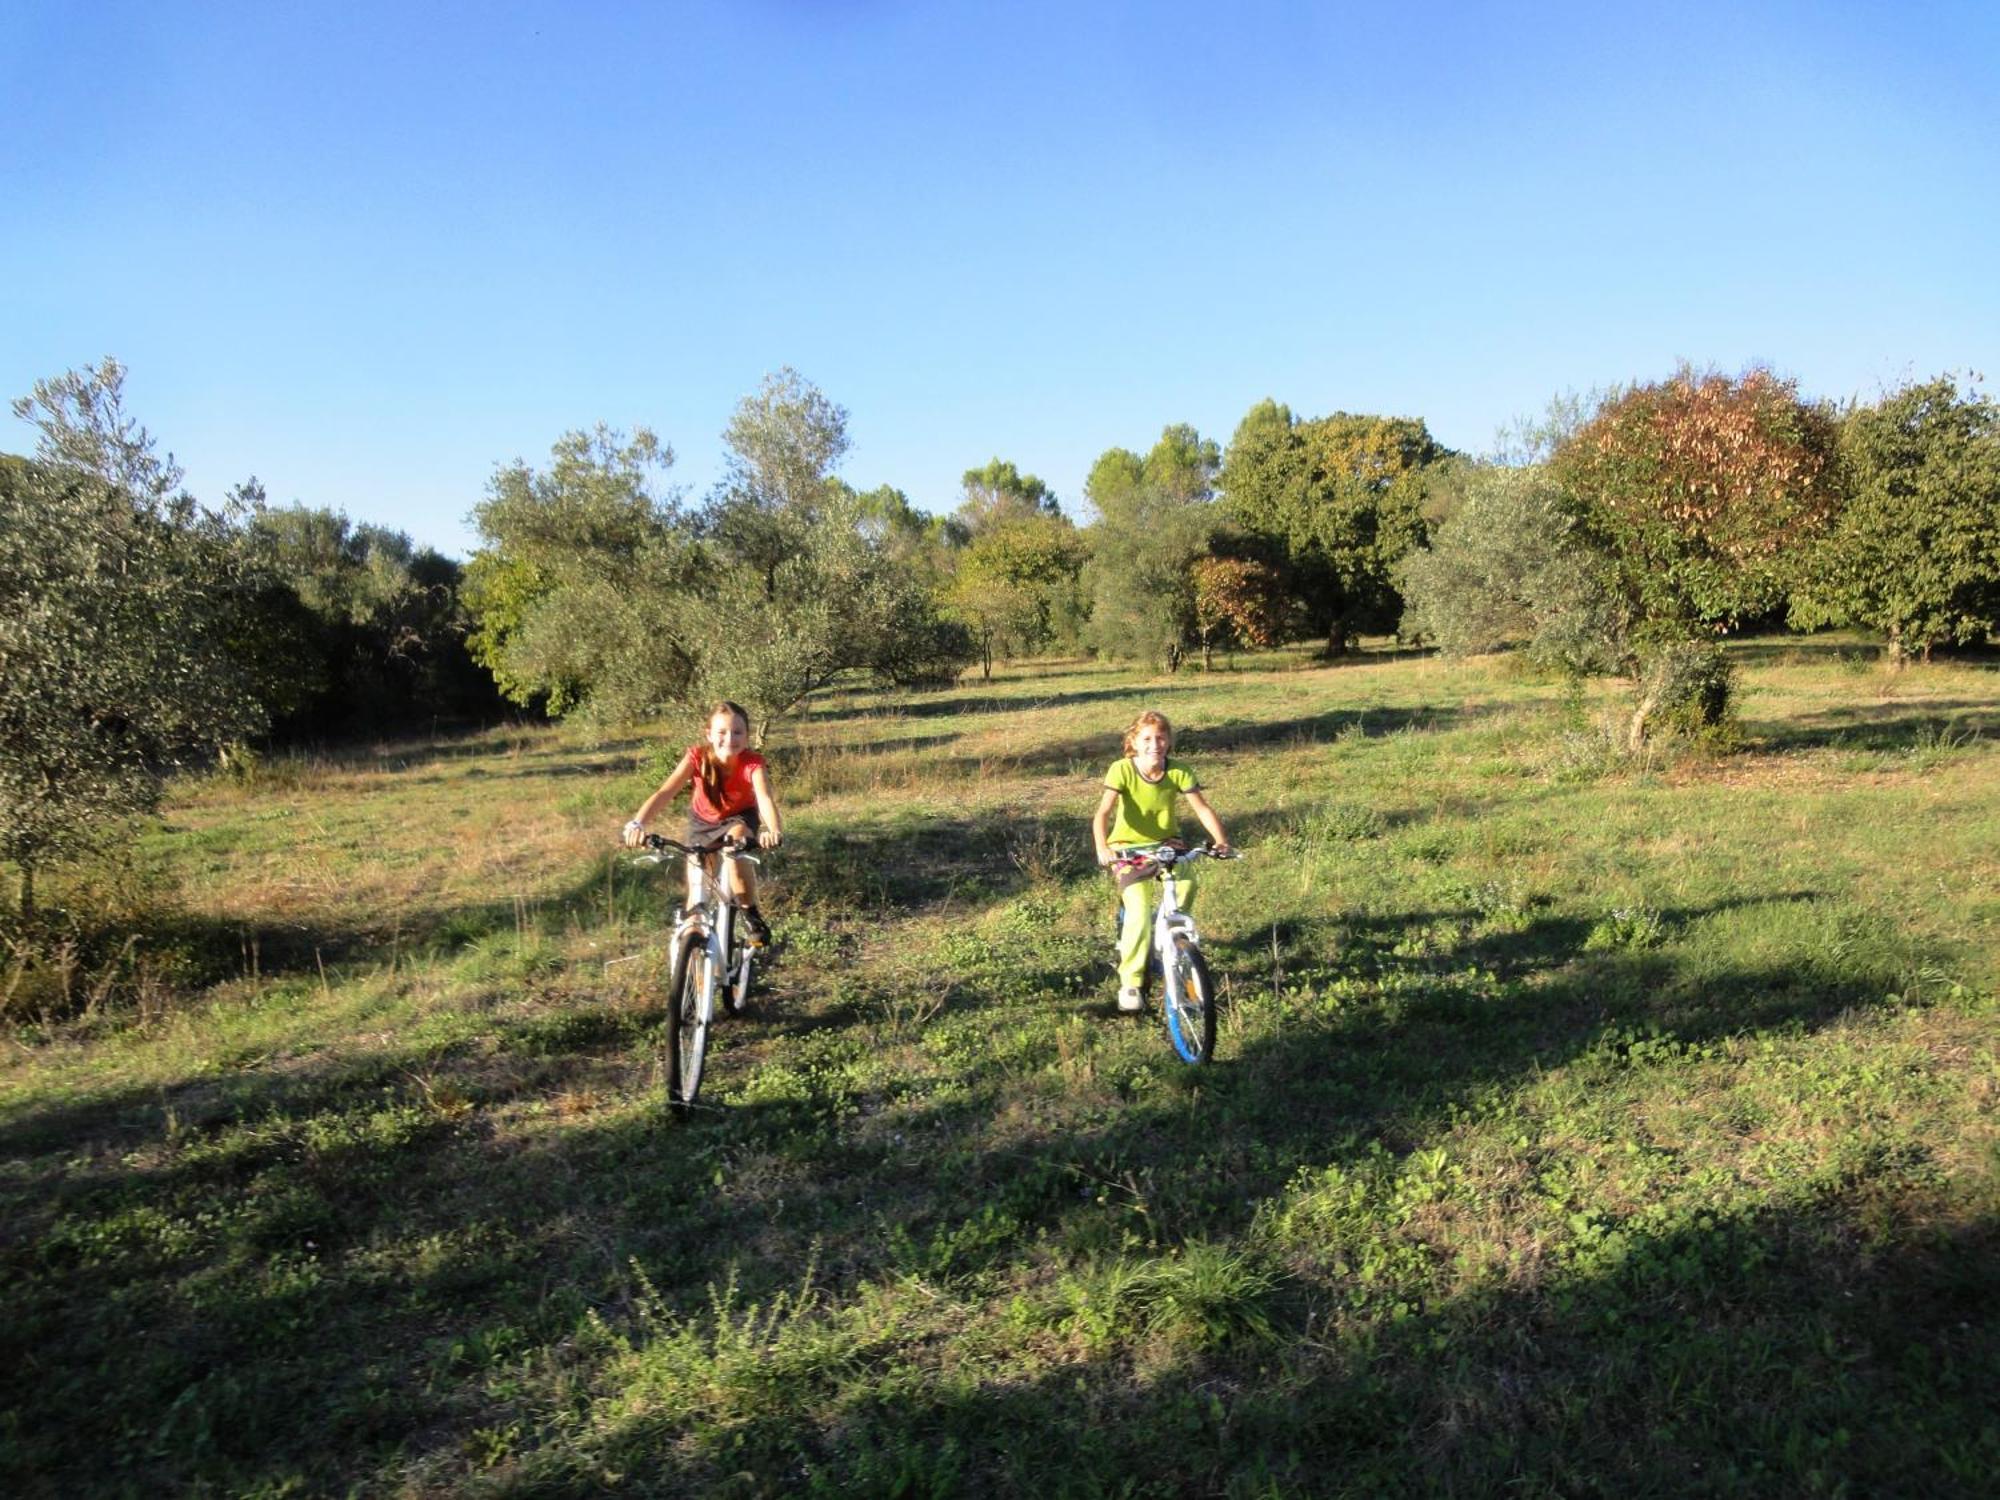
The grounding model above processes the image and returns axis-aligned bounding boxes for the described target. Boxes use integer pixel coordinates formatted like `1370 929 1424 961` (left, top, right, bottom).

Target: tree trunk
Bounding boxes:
1200 636 1213 671
1324 624 1349 658
1627 689 1657 753
980 632 992 682
1886 626 1907 670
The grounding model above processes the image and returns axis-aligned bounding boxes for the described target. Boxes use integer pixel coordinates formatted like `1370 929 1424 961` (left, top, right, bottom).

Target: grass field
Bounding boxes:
3 640 1997 1497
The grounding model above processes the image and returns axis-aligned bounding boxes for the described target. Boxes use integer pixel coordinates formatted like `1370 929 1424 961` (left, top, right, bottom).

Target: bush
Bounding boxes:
1632 640 1734 747
871 610 976 690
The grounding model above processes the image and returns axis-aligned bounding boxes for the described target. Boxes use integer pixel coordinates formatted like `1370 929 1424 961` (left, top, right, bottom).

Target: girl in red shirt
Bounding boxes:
622 701 784 945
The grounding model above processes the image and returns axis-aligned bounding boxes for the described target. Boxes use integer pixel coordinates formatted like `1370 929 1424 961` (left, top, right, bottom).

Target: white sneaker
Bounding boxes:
1117 986 1144 1012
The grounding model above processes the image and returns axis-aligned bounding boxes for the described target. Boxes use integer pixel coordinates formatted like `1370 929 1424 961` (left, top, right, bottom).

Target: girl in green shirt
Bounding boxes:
1091 710 1231 1012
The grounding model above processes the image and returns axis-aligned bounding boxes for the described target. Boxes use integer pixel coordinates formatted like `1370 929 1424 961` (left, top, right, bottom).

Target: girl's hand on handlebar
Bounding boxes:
757 826 781 850
1096 848 1116 868
1211 841 1233 858
622 818 645 848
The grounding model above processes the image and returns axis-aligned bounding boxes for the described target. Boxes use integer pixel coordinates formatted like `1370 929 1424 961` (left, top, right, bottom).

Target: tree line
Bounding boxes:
1 361 503 914
5 357 1998 915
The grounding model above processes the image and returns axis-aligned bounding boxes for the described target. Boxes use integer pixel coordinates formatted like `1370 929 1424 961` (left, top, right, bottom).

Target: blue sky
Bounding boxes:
6 1 1995 556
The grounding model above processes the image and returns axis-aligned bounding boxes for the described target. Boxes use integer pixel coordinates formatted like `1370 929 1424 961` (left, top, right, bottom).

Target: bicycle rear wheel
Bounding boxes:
667 929 713 1105
1162 936 1216 1064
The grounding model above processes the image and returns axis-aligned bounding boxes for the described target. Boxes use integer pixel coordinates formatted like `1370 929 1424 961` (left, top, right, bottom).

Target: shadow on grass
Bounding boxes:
1747 702 1998 753
1725 638 1877 666
393 751 650 787
800 678 1215 724
794 641 1432 729
276 724 608 776
775 729 970 761
11 838 686 1009
788 703 1495 791
1177 702 1480 756
1212 889 1826 985
503 1193 1998 1497
0 827 1973 1495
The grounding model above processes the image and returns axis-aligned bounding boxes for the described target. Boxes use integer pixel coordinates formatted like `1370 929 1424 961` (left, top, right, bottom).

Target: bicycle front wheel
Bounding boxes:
669 929 713 1105
1162 936 1216 1064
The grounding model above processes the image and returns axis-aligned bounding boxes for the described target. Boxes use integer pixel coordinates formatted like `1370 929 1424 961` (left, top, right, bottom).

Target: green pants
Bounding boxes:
1115 868 1195 989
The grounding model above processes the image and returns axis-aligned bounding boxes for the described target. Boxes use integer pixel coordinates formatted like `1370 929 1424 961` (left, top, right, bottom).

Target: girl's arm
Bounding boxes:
1091 786 1121 866
749 764 783 848
1183 789 1230 854
625 756 694 844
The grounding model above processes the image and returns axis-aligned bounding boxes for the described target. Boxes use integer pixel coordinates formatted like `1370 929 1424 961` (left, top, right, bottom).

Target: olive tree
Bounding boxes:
1080 425 1222 671
2 361 263 916
464 423 689 716
1397 462 1631 675
464 371 971 734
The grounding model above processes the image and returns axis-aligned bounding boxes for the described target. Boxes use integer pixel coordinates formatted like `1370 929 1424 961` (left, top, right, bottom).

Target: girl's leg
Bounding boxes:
727 857 771 945
1116 880 1156 991
1118 869 1195 987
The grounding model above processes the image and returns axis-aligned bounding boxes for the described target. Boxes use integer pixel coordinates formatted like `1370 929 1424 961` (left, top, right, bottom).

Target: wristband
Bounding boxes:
624 818 644 834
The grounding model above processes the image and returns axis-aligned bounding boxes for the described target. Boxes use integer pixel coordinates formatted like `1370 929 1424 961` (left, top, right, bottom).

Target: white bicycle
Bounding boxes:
634 834 761 1106
1112 843 1238 1064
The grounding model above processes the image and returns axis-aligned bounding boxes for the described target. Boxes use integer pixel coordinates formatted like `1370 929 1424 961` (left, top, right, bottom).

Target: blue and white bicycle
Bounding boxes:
1112 843 1238 1064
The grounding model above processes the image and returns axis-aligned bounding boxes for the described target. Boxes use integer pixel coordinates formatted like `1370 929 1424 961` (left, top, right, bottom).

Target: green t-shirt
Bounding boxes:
1103 758 1200 847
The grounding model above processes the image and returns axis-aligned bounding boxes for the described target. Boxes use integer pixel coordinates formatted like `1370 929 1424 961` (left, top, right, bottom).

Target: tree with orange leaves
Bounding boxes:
1542 368 1841 745
1553 366 1841 636
1190 554 1289 669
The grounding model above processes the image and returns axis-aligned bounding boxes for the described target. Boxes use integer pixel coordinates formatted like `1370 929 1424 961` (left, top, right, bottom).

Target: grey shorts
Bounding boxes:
685 808 757 851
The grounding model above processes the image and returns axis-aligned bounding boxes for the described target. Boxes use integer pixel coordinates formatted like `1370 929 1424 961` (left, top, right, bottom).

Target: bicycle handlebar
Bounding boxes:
635 833 762 866
1111 842 1240 871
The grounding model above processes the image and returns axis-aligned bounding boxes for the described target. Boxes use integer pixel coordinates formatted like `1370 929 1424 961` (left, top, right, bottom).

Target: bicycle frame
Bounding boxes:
677 845 757 1002
1127 846 1205 988
1156 883 1198 968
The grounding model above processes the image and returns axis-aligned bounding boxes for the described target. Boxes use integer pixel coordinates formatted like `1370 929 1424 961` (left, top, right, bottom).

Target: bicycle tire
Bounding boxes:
669 929 712 1105
663 927 695 1101
1162 936 1216 1064
665 922 695 1016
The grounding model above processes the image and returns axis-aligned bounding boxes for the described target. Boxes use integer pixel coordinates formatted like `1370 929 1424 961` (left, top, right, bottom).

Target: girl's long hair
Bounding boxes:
1122 710 1174 758
698 701 751 807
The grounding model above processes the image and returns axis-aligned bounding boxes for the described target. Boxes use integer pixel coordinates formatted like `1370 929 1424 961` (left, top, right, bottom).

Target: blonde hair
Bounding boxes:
1122 710 1174 758
697 701 751 806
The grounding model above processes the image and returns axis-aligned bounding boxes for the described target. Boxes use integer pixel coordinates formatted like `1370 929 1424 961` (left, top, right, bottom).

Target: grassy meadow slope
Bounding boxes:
3 640 1996 1496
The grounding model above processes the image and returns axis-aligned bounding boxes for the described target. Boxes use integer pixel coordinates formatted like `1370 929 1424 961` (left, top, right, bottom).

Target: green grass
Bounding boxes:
3 640 1997 1496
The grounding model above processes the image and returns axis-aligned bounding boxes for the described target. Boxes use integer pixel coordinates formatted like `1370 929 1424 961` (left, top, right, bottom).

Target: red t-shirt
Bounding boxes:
680 746 766 822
